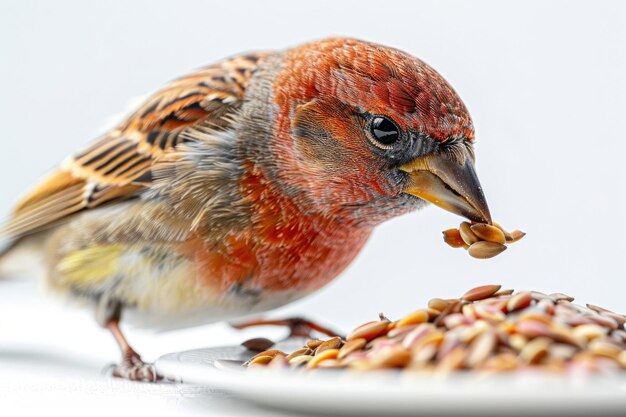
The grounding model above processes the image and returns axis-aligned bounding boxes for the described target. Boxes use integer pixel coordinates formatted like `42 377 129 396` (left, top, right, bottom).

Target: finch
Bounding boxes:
0 37 491 380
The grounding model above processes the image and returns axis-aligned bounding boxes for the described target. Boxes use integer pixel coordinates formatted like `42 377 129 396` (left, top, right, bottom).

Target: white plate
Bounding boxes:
156 340 626 416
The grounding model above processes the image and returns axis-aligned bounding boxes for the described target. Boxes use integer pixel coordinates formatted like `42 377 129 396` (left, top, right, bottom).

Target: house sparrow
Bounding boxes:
0 37 491 381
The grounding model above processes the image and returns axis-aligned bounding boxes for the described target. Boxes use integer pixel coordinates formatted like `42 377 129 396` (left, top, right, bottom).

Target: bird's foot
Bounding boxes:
106 350 161 382
231 316 343 339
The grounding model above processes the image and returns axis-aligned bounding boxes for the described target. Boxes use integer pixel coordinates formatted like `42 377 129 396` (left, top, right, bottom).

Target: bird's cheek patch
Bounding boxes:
291 99 369 175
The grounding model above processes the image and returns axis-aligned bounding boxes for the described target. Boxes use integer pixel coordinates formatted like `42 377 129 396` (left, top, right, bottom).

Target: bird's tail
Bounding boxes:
0 234 46 281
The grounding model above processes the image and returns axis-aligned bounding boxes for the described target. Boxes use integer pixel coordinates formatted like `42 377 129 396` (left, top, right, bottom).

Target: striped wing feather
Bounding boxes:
2 53 268 243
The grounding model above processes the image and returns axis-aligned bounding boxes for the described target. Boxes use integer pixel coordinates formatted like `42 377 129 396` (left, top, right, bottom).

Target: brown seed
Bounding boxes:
466 331 496 367
249 349 285 361
436 346 467 373
346 320 390 342
316 359 344 369
492 222 514 241
459 221 480 245
494 288 515 297
572 324 608 343
268 354 289 368
337 338 367 360
289 355 313 367
307 348 340 368
248 355 274 366
507 292 533 312
371 347 412 368
509 334 528 351
474 304 506 323
515 320 552 338
589 340 622 360
285 348 313 360
442 228 466 248
241 337 275 352
507 230 526 243
468 241 507 259
428 298 450 312
316 337 343 354
462 285 502 302
519 337 551 364
470 223 506 244
396 310 429 328
306 339 324 349
550 293 575 302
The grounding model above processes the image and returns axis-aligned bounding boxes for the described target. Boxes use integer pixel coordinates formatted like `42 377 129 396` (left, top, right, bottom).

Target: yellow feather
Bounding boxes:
57 245 122 287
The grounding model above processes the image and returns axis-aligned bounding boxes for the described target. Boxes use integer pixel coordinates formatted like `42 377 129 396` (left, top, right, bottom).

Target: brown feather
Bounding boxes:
1 52 271 245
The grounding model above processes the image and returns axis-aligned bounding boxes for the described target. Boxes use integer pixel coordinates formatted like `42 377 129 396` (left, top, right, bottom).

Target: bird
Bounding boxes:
0 37 491 381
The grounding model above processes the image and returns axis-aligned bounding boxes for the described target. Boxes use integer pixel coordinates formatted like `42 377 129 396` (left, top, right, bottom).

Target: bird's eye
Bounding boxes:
369 116 401 148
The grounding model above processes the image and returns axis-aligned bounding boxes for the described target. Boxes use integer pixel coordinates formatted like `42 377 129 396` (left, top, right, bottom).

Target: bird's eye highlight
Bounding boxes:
369 116 400 149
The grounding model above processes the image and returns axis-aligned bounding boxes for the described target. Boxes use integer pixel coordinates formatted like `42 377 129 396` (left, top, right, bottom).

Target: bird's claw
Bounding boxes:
105 351 161 382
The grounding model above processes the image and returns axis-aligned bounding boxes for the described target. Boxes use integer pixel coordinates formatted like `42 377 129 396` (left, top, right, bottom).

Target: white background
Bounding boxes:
1 0 625 416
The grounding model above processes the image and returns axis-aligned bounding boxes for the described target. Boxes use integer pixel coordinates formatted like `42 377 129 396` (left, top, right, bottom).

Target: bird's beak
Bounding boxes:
400 149 492 224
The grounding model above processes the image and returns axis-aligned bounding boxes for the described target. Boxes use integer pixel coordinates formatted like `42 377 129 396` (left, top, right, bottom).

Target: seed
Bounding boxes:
468 241 507 259
470 223 506 244
241 337 275 352
572 324 608 342
306 339 324 349
507 292 533 312
492 222 514 241
244 287 626 375
443 313 471 329
307 348 340 368
550 293 575 302
285 348 313 360
316 359 344 369
516 320 552 338
588 314 619 330
509 334 528 351
249 349 284 361
459 222 480 245
589 340 622 360
507 230 526 243
462 285 502 302
466 331 496 367
248 355 273 365
337 338 367 359
347 320 390 341
396 310 429 328
268 354 289 368
519 337 551 364
402 324 436 349
436 346 466 373
371 346 412 368
316 337 343 354
428 298 450 312
474 304 506 323
289 355 312 367
442 229 466 248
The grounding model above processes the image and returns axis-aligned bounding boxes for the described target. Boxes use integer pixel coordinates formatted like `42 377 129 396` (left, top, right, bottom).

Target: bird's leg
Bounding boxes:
231 317 343 339
96 296 160 382
105 319 160 382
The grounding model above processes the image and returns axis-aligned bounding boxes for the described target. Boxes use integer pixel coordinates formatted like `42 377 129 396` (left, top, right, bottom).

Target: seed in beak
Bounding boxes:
470 223 506 244
468 241 507 259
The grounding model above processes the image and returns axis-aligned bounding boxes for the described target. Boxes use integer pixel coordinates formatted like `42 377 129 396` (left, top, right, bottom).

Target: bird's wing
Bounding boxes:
1 52 269 245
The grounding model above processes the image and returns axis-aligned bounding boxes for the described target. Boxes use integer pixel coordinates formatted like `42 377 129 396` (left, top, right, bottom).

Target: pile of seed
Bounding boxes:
244 285 626 375
443 222 525 259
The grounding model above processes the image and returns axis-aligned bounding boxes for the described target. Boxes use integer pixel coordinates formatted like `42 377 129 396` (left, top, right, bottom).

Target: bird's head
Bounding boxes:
268 37 491 225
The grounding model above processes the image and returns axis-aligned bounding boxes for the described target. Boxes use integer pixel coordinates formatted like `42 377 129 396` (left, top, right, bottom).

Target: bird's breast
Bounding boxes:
184 218 372 302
